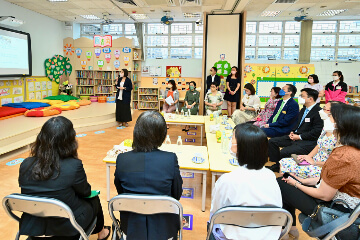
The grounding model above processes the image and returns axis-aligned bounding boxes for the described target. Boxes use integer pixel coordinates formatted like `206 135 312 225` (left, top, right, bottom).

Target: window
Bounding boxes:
245 35 256 46
284 48 299 60
147 48 168 59
258 35 282 46
103 24 122 34
258 48 281 60
195 36 203 46
81 24 101 35
339 21 360 33
171 36 192 46
194 48 203 58
195 25 203 33
170 48 192 58
246 22 257 33
312 35 336 46
124 24 136 34
259 22 282 33
311 48 335 60
148 24 168 34
337 48 360 60
285 22 300 33
338 35 360 46
171 23 192 34
245 48 256 60
147 36 168 46
312 21 337 33
284 35 299 46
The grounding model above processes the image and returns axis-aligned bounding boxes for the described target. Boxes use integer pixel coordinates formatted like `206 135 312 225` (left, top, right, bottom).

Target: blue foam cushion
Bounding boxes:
3 102 51 110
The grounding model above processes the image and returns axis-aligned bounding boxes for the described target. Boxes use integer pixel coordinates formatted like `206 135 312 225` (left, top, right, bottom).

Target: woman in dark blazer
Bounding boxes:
115 68 133 127
114 111 183 240
206 66 221 93
18 116 110 240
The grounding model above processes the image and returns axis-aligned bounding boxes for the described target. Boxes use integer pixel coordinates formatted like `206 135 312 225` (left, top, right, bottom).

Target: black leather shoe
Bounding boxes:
266 164 280 172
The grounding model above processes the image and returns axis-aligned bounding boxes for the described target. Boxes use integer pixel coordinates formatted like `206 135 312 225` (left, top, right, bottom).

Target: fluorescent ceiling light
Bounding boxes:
80 15 100 20
261 11 281 17
130 14 148 19
318 9 347 16
47 0 68 2
183 13 201 18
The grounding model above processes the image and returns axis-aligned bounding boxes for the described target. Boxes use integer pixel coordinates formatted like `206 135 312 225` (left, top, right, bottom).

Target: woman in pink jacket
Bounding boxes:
324 71 348 103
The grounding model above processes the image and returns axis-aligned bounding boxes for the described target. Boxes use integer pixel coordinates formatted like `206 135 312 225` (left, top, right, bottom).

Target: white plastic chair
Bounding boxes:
2 193 97 240
206 205 293 240
108 194 183 240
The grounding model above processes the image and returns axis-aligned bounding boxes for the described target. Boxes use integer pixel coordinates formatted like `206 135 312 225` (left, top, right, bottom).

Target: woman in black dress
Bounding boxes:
115 69 133 127
223 66 241 118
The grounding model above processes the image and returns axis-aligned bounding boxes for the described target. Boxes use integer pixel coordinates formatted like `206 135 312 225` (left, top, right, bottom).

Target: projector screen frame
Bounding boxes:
0 26 32 78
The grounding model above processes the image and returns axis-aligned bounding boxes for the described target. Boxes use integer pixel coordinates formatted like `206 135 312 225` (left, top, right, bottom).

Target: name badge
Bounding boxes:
193 92 196 95
336 86 341 90
305 118 310 122
282 111 286 114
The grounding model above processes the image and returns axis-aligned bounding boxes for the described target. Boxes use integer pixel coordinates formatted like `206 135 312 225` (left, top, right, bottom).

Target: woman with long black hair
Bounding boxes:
115 68 133 127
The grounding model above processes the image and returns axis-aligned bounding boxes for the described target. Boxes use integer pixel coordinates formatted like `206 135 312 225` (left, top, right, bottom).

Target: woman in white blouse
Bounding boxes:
210 123 282 240
232 83 261 125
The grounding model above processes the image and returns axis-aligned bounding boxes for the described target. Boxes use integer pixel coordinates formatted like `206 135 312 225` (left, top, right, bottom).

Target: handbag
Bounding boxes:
302 199 360 240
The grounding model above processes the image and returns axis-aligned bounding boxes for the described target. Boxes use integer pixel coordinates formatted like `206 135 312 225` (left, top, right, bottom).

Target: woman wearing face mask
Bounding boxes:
231 83 261 125
279 101 341 179
204 82 223 116
115 69 133 127
304 74 324 103
253 87 282 127
223 66 241 118
277 103 360 240
163 80 179 114
181 81 200 131
324 70 348 103
209 123 282 240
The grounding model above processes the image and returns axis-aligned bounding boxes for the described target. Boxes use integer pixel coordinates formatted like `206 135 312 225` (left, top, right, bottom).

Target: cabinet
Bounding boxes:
76 70 114 97
138 87 159 111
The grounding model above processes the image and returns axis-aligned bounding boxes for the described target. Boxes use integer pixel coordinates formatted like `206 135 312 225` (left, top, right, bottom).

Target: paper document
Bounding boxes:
165 96 174 105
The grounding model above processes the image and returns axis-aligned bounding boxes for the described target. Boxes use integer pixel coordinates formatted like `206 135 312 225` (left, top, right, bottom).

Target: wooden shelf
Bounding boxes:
133 59 141 61
139 94 158 96
98 85 113 86
77 94 93 96
139 108 158 110
95 78 112 80
132 70 141 72
96 93 112 94
77 85 94 86
141 101 158 102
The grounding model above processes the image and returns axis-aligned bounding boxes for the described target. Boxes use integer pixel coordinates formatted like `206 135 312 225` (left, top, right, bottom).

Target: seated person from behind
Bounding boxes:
114 111 183 240
210 123 282 240
267 88 324 173
280 101 339 179
261 84 299 138
163 79 179 113
253 87 282 128
18 116 110 240
204 82 224 116
232 83 261 125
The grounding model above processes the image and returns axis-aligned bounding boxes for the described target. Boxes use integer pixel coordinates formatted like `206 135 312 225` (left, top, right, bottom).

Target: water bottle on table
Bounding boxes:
221 131 228 154
165 135 171 145
177 136 183 145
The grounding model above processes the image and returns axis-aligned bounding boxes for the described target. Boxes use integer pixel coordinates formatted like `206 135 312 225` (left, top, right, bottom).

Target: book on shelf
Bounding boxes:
94 71 112 80
139 88 158 95
97 86 112 93
139 102 158 109
77 86 94 95
348 86 359 94
76 70 93 78
95 79 113 85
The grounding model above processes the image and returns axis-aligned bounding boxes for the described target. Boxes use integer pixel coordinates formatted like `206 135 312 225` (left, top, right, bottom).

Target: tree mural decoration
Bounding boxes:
44 55 72 84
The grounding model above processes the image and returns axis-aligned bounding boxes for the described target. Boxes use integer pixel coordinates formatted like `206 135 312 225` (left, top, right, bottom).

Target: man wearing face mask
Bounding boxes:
267 88 324 173
206 67 221 93
261 84 300 138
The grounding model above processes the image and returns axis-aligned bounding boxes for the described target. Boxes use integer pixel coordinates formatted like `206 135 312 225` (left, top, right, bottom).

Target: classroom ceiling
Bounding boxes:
4 0 360 23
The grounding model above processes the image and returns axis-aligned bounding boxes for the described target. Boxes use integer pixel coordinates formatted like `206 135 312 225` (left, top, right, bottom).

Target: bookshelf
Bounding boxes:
132 48 142 109
76 70 114 97
76 70 94 96
138 87 159 111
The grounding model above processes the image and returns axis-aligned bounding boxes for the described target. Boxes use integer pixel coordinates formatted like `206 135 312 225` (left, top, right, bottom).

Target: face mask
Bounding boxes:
190 86 195 90
319 109 329 120
332 76 339 81
229 141 237 158
168 84 172 88
120 73 124 77
279 89 286 96
231 71 236 75
298 96 306 105
323 118 335 133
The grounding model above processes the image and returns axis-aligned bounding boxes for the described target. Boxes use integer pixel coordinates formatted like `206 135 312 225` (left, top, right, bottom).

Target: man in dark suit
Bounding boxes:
261 84 299 138
267 88 324 172
206 67 221 93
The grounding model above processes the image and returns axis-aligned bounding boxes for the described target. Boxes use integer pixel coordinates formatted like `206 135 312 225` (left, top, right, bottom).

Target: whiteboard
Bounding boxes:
256 81 275 97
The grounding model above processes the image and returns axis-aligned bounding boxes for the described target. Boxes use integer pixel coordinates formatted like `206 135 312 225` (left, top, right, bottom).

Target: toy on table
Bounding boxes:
123 139 133 147
216 130 221 143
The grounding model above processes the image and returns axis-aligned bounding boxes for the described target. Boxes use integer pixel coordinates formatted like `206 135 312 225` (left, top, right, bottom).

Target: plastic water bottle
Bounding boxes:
221 131 228 153
165 135 171 145
176 136 183 145
187 109 191 117
175 107 179 115
181 109 184 118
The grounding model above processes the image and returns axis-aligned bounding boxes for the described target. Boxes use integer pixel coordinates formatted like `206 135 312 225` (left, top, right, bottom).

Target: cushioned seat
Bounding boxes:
2 102 51 110
0 106 27 119
44 95 79 102
68 100 91 106
24 107 62 117
51 102 80 111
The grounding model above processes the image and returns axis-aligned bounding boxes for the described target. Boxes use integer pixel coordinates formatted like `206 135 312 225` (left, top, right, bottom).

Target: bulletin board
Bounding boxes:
25 77 59 101
0 79 25 106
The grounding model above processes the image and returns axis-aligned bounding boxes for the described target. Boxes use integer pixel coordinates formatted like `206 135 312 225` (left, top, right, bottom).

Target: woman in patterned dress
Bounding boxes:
204 82 224 116
279 102 337 179
253 87 281 127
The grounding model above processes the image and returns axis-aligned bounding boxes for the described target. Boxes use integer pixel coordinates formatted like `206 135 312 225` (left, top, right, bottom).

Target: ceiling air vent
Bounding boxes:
114 0 137 6
273 0 298 3
180 0 201 6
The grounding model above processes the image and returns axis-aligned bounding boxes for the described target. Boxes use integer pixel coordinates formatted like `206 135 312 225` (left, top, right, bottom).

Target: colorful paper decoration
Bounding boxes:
299 66 309 74
93 35 112 47
105 53 111 63
63 44 74 56
166 66 182 77
94 48 101 58
103 48 111 53
86 51 92 61
244 65 252 73
262 66 270 74
44 55 72 84
282 66 290 74
114 50 121 59
124 56 130 66
114 60 120 70
214 54 231 78
123 47 131 53
80 60 87 70
97 60 104 70
75 48 82 58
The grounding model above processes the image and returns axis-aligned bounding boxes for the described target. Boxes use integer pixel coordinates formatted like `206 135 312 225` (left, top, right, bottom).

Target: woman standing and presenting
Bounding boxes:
163 79 179 113
324 70 347 103
115 69 133 127
253 87 281 127
223 66 240 118
304 74 324 103
232 83 261 125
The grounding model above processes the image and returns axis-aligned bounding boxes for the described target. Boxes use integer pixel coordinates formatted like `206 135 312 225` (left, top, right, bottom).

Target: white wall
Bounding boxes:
0 0 66 76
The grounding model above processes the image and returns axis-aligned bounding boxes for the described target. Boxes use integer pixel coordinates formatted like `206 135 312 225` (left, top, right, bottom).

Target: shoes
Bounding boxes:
98 226 111 240
184 129 189 132
266 164 280 172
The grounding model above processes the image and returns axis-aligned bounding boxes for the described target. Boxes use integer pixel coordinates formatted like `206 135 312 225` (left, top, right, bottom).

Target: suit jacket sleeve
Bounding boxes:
215 75 221 87
269 100 299 127
171 154 183 200
299 108 324 141
72 160 92 197
124 78 133 92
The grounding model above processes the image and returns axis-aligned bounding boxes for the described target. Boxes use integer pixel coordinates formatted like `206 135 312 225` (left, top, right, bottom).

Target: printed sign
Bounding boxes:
93 35 112 47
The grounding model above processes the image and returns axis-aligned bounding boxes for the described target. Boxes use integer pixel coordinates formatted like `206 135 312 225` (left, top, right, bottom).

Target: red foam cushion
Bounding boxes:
0 107 28 118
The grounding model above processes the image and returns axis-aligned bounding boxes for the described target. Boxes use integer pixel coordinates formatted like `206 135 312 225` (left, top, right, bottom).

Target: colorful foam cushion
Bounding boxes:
44 95 79 102
51 102 80 110
2 102 50 110
68 100 91 106
0 106 27 118
26 99 64 105
24 107 62 117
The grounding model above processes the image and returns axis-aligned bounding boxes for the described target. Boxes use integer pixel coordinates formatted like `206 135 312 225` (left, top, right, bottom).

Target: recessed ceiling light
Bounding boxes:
183 13 201 18
80 15 100 20
318 9 347 16
261 11 282 17
130 14 148 19
47 0 68 2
